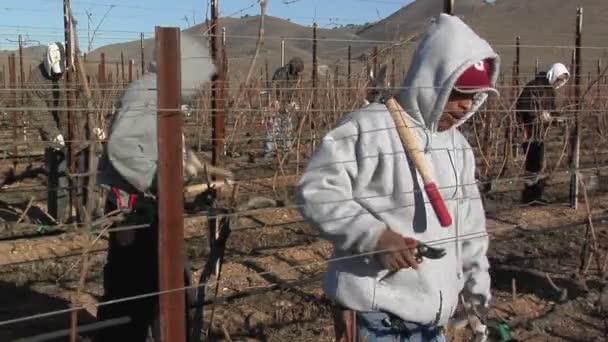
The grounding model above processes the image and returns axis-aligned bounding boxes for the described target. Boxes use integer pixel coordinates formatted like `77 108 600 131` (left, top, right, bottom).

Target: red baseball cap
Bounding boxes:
453 58 497 95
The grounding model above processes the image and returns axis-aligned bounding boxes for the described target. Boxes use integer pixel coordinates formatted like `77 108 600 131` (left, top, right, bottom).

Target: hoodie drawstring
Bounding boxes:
451 129 463 279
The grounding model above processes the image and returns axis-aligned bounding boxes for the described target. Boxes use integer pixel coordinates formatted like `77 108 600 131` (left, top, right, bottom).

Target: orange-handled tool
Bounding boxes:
385 97 453 227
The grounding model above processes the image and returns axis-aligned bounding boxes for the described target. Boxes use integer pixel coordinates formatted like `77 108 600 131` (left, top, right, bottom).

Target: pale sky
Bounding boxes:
0 0 411 50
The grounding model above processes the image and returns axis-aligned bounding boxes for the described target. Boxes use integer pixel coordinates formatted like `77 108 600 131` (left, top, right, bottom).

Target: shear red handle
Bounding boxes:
424 183 452 227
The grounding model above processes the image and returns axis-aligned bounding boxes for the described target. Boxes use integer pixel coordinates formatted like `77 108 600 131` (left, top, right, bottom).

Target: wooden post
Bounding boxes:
569 7 583 209
99 53 106 96
63 0 80 337
514 36 521 97
373 46 378 77
8 54 17 154
534 58 539 75
265 58 270 105
18 35 25 143
210 0 225 167
129 59 133 83
281 39 285 66
155 26 186 342
18 35 25 86
63 0 77 224
390 47 396 87
312 22 318 151
140 32 145 77
347 44 352 93
598 59 602 100
121 51 125 84
570 49 576 101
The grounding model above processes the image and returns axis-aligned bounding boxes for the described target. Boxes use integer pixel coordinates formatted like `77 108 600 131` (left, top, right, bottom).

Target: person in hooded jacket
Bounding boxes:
515 63 570 205
94 32 216 341
27 42 104 223
263 57 304 157
296 14 499 341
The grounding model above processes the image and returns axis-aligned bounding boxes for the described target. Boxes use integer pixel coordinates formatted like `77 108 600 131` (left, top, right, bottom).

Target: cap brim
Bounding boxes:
454 86 499 96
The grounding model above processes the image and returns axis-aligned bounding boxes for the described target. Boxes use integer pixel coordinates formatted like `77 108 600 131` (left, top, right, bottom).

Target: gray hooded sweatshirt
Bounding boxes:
98 32 215 197
296 14 499 326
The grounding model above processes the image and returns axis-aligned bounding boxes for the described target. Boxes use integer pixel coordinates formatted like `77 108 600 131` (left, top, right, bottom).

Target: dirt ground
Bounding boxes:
0 183 607 341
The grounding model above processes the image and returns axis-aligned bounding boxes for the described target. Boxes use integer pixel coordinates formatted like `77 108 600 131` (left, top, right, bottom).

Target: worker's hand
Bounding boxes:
374 229 419 271
540 111 551 122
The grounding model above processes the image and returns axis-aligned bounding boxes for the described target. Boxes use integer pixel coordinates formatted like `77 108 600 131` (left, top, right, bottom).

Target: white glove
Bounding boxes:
93 127 106 140
52 134 65 150
541 111 552 122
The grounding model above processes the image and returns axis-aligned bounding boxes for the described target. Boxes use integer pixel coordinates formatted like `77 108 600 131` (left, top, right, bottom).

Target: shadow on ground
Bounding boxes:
0 280 96 341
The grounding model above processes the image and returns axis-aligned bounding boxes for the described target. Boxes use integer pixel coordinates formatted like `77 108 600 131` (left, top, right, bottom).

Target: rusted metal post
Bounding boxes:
156 26 186 342
140 32 145 77
570 7 583 209
128 59 133 83
210 0 225 167
445 0 454 15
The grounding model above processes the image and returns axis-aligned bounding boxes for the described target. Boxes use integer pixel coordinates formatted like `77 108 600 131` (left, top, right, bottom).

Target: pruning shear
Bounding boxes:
380 240 447 281
414 241 447 263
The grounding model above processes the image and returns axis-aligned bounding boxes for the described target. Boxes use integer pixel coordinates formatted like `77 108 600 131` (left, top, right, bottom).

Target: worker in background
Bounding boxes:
94 32 219 341
263 57 304 158
26 42 104 223
516 63 570 205
297 14 498 341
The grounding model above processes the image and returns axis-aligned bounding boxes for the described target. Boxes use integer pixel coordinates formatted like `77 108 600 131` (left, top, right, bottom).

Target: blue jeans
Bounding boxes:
357 311 446 342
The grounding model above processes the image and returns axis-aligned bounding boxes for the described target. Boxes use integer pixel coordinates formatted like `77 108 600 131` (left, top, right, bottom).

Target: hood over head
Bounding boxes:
149 31 216 103
397 14 500 132
43 42 67 78
546 62 570 89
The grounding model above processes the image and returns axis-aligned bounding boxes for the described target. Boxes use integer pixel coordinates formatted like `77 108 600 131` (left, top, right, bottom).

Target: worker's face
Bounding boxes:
553 74 568 89
437 91 477 132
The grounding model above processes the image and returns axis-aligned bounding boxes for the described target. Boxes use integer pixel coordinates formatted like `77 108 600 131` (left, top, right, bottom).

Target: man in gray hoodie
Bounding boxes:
297 14 499 341
94 32 215 341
